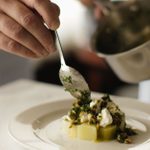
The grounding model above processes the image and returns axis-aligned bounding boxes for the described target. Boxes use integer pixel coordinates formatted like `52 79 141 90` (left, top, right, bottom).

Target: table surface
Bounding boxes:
0 79 73 150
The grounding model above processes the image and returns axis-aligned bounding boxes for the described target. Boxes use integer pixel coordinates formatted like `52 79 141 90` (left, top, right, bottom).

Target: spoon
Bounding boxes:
55 31 91 99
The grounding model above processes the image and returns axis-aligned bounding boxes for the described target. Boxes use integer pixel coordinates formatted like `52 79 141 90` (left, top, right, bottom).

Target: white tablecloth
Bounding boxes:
0 79 149 150
0 79 72 150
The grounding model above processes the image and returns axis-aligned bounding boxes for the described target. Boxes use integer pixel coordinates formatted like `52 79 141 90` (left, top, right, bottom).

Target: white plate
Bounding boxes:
8 97 150 150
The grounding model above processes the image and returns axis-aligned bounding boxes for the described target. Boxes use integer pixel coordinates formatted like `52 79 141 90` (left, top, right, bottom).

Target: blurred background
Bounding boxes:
0 0 149 100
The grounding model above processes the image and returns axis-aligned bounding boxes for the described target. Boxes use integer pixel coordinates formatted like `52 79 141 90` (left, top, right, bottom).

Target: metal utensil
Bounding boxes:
92 0 150 83
55 31 91 99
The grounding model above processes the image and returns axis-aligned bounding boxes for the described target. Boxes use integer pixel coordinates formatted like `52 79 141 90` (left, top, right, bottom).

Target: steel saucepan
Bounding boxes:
92 0 150 83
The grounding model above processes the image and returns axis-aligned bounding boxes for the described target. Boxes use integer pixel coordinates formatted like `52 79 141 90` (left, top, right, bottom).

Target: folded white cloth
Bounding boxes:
139 80 150 103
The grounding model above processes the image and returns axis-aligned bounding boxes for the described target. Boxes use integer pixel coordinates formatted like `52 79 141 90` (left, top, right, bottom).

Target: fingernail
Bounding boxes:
50 20 60 30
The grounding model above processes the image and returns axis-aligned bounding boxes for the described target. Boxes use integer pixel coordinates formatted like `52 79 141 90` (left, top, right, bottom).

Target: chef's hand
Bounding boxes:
0 0 60 58
80 0 104 20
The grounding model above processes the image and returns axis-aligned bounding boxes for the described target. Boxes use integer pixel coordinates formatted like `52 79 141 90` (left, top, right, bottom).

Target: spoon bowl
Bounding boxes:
59 65 90 99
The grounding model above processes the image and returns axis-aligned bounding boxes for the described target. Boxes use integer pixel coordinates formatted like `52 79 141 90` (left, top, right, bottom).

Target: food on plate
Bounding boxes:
62 94 137 143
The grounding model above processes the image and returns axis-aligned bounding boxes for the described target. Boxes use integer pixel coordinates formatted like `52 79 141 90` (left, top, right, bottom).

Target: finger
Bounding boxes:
0 0 56 53
0 32 39 58
0 12 49 57
21 0 60 30
33 1 60 30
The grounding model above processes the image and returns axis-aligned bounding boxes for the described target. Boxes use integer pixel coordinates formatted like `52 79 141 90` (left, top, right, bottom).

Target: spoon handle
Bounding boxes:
55 31 66 66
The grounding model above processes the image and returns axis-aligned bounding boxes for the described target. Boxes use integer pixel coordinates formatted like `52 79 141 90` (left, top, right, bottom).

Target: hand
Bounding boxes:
80 0 104 20
0 0 60 58
80 0 93 7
